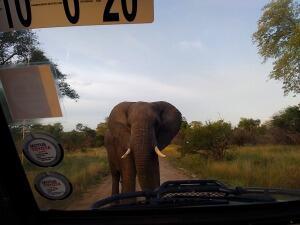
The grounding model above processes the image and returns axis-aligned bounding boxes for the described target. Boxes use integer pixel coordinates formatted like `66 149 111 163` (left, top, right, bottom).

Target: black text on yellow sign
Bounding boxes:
0 0 154 32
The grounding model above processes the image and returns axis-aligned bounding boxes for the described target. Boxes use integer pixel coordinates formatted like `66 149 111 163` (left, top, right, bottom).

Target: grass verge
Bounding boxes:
165 145 300 189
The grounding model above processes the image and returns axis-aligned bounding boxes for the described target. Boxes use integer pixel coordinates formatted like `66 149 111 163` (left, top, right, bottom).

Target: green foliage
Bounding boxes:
62 130 86 151
31 122 63 139
231 118 265 146
271 105 300 132
176 105 300 156
253 0 300 95
95 121 108 147
184 120 232 160
96 121 108 136
238 118 261 130
61 124 99 151
0 30 37 64
263 105 300 144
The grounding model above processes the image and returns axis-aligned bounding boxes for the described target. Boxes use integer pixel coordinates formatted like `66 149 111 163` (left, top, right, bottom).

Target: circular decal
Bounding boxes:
34 172 72 200
23 133 64 167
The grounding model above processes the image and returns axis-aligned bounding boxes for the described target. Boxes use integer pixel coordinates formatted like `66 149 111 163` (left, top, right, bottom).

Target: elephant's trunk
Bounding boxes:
130 123 160 191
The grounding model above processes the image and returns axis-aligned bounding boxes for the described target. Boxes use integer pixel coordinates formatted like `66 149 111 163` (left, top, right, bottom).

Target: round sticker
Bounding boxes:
34 172 72 200
23 133 64 167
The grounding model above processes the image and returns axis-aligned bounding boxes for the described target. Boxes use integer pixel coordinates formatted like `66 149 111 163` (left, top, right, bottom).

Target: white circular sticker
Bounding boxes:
34 172 72 200
23 133 63 167
28 139 57 163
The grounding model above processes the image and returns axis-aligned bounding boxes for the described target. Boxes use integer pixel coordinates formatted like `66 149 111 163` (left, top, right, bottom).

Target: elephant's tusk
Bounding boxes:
155 146 166 158
121 148 131 159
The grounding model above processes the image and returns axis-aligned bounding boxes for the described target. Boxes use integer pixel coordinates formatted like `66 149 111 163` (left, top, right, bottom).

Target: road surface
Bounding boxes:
68 158 192 210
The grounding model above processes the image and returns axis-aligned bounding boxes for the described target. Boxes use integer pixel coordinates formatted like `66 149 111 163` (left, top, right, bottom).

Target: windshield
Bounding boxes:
1 0 300 211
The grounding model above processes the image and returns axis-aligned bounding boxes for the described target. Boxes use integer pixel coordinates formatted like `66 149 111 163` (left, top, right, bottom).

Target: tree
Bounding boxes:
0 30 37 64
253 0 300 95
31 122 63 139
61 130 86 151
238 118 261 131
76 123 84 131
96 121 108 136
231 118 262 146
271 105 300 132
189 121 203 129
96 121 108 147
0 30 79 99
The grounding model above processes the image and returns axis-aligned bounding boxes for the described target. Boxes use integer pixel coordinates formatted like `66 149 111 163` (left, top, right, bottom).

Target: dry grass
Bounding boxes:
165 145 300 189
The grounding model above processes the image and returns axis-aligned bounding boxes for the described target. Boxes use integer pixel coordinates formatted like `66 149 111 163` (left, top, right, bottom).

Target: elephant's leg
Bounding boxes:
119 155 136 204
111 171 120 195
105 131 121 196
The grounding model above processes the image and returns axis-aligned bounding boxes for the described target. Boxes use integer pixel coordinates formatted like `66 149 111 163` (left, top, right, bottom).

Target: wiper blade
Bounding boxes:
243 187 300 197
90 191 155 210
90 180 300 210
91 180 232 209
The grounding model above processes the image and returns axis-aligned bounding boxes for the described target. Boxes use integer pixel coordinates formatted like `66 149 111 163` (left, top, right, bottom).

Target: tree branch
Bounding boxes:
0 52 17 65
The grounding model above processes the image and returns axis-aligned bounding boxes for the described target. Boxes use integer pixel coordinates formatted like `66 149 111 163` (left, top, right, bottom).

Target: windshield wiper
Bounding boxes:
90 180 299 210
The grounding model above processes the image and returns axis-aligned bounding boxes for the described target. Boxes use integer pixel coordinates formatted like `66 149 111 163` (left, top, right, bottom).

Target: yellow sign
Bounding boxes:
0 65 62 121
0 0 154 32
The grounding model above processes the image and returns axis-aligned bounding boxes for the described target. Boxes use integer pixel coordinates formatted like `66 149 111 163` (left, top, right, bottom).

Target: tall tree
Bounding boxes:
0 30 79 100
271 105 300 132
0 30 37 65
238 118 261 131
253 0 300 95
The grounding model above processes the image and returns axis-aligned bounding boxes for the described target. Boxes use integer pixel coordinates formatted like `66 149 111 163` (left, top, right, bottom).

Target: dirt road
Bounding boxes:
68 158 191 210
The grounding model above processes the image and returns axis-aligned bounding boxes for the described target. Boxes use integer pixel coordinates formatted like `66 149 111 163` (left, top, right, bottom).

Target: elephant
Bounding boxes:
104 101 182 195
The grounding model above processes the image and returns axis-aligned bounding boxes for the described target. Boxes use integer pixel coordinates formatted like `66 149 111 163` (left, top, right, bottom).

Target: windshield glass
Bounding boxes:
1 0 300 211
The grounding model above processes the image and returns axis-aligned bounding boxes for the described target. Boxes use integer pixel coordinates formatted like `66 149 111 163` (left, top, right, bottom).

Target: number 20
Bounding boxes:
104 0 137 22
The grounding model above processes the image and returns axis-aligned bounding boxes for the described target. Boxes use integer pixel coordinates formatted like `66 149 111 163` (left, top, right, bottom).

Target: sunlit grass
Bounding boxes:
165 145 300 189
24 147 109 210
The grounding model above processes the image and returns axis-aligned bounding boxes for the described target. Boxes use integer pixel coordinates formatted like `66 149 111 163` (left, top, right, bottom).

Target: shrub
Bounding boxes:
184 120 232 160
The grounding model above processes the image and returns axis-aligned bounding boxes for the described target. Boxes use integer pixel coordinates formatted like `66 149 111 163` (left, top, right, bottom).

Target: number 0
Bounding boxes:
15 0 32 27
121 0 137 22
63 0 80 24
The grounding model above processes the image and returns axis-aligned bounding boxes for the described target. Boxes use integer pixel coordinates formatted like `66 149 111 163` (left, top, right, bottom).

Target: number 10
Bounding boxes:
3 0 80 29
3 0 32 28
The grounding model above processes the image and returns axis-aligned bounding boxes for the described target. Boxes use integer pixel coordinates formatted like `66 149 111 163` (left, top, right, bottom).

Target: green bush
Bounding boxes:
183 120 232 160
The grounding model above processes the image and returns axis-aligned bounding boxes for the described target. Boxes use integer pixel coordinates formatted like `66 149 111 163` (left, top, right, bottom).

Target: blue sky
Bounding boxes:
37 0 299 130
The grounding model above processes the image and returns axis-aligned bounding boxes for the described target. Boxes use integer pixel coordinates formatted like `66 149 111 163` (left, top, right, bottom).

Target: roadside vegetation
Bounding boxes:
165 145 300 189
168 104 300 189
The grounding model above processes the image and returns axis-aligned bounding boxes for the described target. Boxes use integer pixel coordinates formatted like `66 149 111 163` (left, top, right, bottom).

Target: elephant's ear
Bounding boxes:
152 101 182 150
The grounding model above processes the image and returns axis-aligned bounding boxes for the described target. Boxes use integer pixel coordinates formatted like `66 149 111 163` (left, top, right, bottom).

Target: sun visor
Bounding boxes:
0 64 62 122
